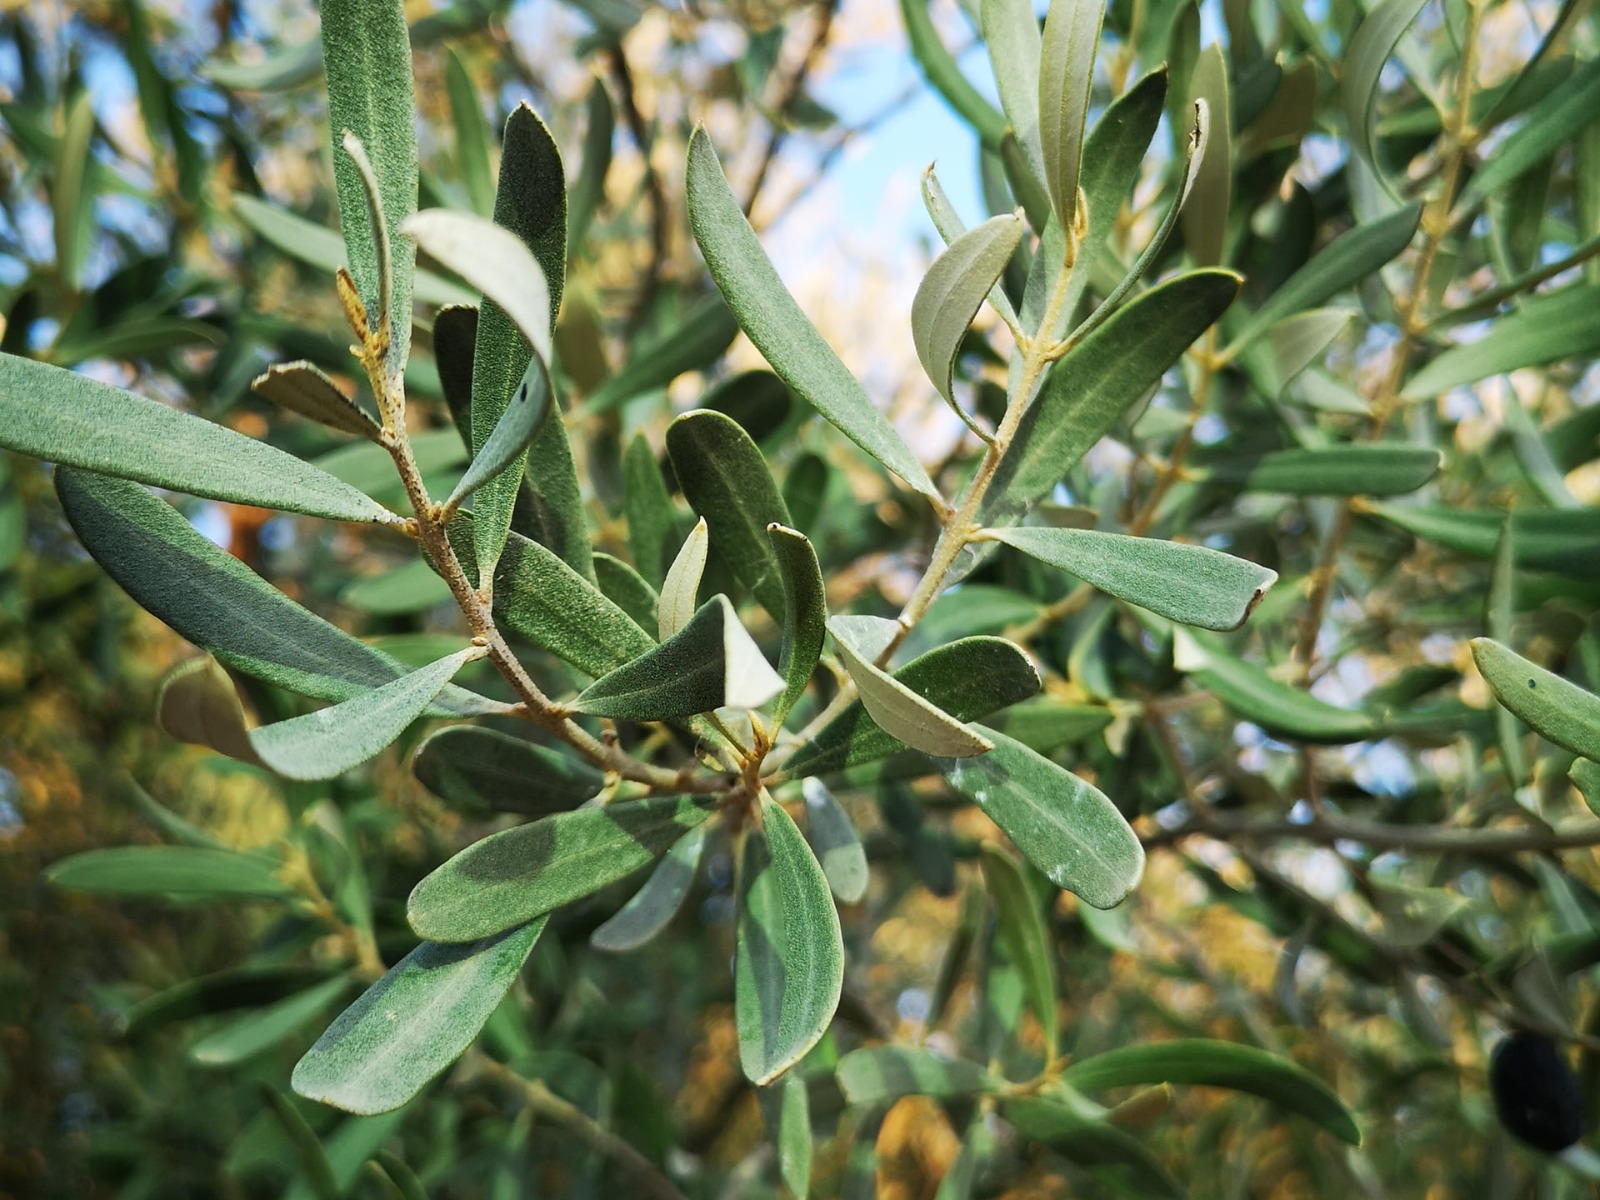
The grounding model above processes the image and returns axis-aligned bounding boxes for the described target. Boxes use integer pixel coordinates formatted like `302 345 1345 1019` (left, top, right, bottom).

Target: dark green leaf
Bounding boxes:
322 0 417 373
987 526 1276 631
446 353 551 509
1180 47 1229 267
1063 1039 1361 1144
624 431 677 584
590 824 708 952
1362 502 1600 577
55 470 493 714
445 49 494 216
737 797 843 1085
250 361 378 438
1403 283 1600 398
593 551 660 633
1342 0 1432 179
341 558 454 616
408 796 717 942
945 727 1143 909
52 92 94 290
668 409 792 619
836 1046 1002 1105
261 1086 340 1200
1459 58 1600 210
1079 69 1168 278
413 725 604 816
0 354 394 522
292 920 546 1114
47 847 290 899
567 78 614 252
980 844 1058 1059
1193 445 1442 495
686 129 940 504
769 524 827 726
1000 1100 1186 1198
573 595 782 719
1488 519 1529 787
784 637 1040 777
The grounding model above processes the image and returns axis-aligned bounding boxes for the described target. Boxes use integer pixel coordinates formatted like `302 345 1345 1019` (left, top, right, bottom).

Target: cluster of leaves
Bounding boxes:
5 0 1600 1193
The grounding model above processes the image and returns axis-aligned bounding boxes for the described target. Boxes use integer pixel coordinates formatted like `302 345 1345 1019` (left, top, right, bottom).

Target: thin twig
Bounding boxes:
742 0 839 219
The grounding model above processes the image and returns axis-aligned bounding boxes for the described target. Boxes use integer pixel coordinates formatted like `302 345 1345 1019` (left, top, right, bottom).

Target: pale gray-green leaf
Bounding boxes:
1038 0 1105 238
590 824 708 953
830 619 994 757
912 213 1024 406
802 779 868 904
660 517 709 640
250 361 378 437
1472 638 1600 764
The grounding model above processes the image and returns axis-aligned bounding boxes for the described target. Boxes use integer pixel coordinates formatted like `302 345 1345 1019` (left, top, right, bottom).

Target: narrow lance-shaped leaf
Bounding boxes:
830 619 994 758
782 636 1040 778
567 77 614 252
292 920 546 1114
260 1086 339 1200
1180 48 1229 267
660 517 709 640
987 526 1276 632
592 553 659 634
1342 0 1431 185
1238 308 1355 397
575 595 782 720
1487 518 1529 788
47 847 291 899
737 797 844 1085
1038 0 1105 240
1191 444 1441 496
1472 638 1600 764
321 0 417 373
898 0 1008 148
1402 283 1600 399
445 49 494 216
1063 1039 1361 1144
836 1046 1003 1105
802 779 868 904
983 0 1044 178
251 361 379 438
250 649 477 781
55 469 495 714
590 823 708 953
407 796 718 942
912 212 1025 415
625 431 678 585
444 351 551 510
769 524 827 725
985 270 1242 520
582 295 741 415
945 727 1144 909
158 655 261 765
0 355 394 523
190 976 354 1067
1458 57 1600 210
922 166 1021 328
1077 68 1168 280
981 844 1059 1059
667 410 792 620
686 129 941 504
770 1072 812 1200
1361 503 1600 578
413 725 604 817
53 92 94 290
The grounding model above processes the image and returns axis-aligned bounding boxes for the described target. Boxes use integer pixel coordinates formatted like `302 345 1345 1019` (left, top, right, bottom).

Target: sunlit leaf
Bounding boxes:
407 796 718 942
659 517 709 640
1038 0 1105 239
983 0 1044 179
1472 638 1600 763
898 0 1007 148
292 920 546 1114
831 619 994 758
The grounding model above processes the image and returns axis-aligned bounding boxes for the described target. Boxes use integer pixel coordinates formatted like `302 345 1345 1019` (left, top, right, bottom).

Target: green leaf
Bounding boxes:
1173 630 1384 743
292 920 546 1114
567 78 614 252
593 552 660 633
233 195 472 309
52 91 94 290
912 213 1025 409
1459 58 1600 211
341 558 454 617
445 352 551 509
983 0 1044 180
250 361 378 438
158 656 260 764
802 779 868 905
573 595 783 719
462 525 655 677
769 525 827 726
771 1071 812 1200
1362 502 1600 577
987 271 1241 518
624 431 677 584
203 38 324 91
836 1046 1002 1105
1078 69 1168 278
47 847 290 899
0 354 394 523
987 526 1276 631
945 727 1143 909
1000 1100 1186 1198
313 428 466 499
122 966 333 1038
985 700 1115 754
1571 758 1600 817
190 976 354 1067
737 797 843 1085
1403 283 1600 398
55 470 493 714
898 0 1008 148
1235 308 1355 396
922 167 1022 331
1488 518 1529 788
784 637 1040 777
830 619 994 758
686 128 940 504
407 796 717 942
445 49 494 216
413 726 604 816
261 1086 340 1200
980 844 1058 1059
667 409 793 619
1472 638 1600 764
590 824 708 953
1342 0 1432 180
659 517 709 640
1063 1039 1362 1144
1180 46 1230 267
321 0 417 374
1038 0 1105 238
248 648 475 781
519 402 593 583
1227 202 1421 355
582 294 740 415
1191 444 1442 495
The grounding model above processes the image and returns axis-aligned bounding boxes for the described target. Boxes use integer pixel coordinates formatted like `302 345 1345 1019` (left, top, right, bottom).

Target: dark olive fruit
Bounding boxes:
1490 1032 1584 1153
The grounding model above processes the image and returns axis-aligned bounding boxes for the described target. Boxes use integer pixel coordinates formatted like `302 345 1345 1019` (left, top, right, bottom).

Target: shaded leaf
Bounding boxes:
1180 47 1229 267
983 0 1044 179
1460 58 1600 210
1403 283 1600 398
1000 1099 1186 1198
445 49 494 216
802 779 868 904
737 797 844 1085
47 847 290 899
625 431 677 585
944 727 1143 909
770 524 828 725
251 361 378 437
583 294 740 414
1343 0 1432 179
1079 68 1168 278
836 1046 1002 1105
1192 444 1442 495
980 844 1058 1059
158 656 260 764
446 353 551 509
409 798 716 942
1362 503 1600 577
590 824 708 953
987 526 1276 631
412 725 604 816
593 552 660 633
686 129 940 503
190 976 354 1067
292 920 546 1114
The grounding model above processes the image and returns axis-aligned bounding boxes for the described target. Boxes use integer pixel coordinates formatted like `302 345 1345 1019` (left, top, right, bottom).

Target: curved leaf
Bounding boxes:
830 619 994 758
250 361 378 438
158 656 260 764
802 779 868 904
413 725 604 816
1038 0 1106 237
190 976 354 1067
1192 444 1441 496
912 213 1025 406
292 920 546 1114
1472 638 1600 763
1362 502 1600 577
737 797 843 1084
769 525 827 727
590 823 708 953
1403 283 1600 398
583 295 740 415
981 843 1059 1058
659 517 709 640
1459 58 1600 210
407 796 717 942
1342 0 1431 179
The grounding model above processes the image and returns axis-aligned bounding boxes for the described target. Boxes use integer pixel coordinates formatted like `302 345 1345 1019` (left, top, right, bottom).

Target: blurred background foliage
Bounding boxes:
2 0 1600 1195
